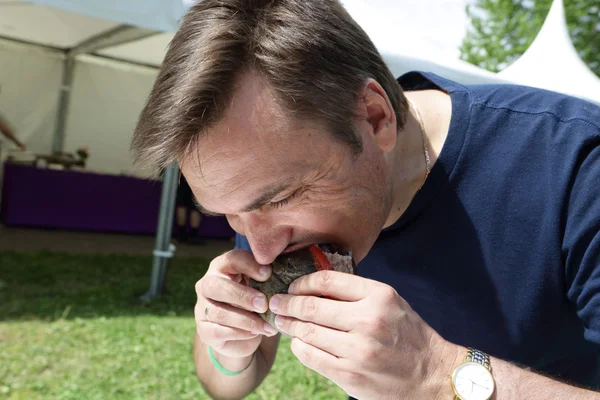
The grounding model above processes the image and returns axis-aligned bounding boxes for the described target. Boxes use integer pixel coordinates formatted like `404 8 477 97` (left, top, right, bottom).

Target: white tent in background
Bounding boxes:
498 0 600 105
0 0 177 170
340 0 512 86
26 0 186 32
383 52 512 86
0 0 184 299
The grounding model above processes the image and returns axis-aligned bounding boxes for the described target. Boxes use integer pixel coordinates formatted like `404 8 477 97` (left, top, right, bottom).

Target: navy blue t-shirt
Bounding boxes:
236 71 600 389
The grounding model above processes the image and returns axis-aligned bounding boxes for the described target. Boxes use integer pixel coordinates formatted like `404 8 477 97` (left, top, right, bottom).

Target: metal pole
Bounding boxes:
52 56 75 154
142 162 179 299
67 25 158 57
51 25 158 154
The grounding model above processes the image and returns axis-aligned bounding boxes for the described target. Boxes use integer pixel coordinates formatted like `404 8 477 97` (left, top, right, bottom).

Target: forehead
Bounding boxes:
179 72 337 207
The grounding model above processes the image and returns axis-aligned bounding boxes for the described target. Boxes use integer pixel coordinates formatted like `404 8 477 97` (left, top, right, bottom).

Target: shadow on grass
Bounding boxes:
0 251 208 321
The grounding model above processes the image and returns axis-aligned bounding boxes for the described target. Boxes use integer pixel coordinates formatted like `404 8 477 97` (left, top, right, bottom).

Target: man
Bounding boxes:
131 1 600 399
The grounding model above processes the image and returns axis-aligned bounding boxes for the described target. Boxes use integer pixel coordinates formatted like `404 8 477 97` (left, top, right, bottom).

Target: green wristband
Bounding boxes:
208 346 254 376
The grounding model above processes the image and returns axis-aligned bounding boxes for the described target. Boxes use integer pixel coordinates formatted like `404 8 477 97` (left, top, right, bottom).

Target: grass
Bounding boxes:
0 251 346 400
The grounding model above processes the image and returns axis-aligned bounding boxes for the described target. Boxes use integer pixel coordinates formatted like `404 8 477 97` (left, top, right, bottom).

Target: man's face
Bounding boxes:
181 73 393 264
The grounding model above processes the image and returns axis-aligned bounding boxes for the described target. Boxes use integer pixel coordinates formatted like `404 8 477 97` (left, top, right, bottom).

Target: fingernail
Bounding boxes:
274 315 284 328
264 323 277 335
259 266 271 278
269 295 279 312
287 283 295 294
253 296 266 312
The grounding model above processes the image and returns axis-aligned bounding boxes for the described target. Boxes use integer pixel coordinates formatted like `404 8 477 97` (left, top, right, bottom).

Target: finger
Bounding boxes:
201 275 269 313
211 249 272 282
195 301 278 336
275 315 353 358
197 321 260 344
270 294 356 331
288 270 377 301
290 336 342 382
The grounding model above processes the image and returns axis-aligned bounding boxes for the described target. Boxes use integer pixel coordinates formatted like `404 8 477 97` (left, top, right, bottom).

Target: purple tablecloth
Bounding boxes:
1 162 234 237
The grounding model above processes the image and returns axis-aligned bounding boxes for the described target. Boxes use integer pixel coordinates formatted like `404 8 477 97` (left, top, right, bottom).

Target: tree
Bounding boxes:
460 0 599 77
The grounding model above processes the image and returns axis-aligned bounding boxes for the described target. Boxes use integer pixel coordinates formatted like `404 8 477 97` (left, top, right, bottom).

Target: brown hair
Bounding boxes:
131 0 408 171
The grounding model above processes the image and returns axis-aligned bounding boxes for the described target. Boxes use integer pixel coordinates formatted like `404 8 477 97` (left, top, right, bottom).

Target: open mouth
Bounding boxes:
283 242 351 256
316 243 351 257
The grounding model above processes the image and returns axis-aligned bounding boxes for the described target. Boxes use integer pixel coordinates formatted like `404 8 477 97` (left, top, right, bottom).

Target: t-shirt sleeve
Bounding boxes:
234 233 252 252
564 142 600 346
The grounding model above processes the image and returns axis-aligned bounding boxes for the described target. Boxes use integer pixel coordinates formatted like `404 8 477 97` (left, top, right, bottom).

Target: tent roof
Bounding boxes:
0 0 120 49
339 0 509 85
498 0 600 105
0 0 175 67
94 33 173 67
23 0 185 32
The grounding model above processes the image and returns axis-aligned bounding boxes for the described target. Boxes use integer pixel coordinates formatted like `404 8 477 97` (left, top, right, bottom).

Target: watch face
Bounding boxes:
452 362 495 400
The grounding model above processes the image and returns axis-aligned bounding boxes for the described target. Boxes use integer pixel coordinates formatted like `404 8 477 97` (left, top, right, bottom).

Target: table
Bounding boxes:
1 162 235 237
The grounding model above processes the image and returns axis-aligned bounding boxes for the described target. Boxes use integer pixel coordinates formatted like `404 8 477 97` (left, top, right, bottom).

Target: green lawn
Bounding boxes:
0 251 346 400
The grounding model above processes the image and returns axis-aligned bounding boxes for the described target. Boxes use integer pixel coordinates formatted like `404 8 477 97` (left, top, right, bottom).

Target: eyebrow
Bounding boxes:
192 196 224 217
193 183 292 216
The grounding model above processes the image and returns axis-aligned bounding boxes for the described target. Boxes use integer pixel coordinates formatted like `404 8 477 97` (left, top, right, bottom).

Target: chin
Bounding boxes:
352 233 380 264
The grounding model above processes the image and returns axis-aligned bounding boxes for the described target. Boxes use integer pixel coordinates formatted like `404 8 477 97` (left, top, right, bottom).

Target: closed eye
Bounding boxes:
268 189 302 209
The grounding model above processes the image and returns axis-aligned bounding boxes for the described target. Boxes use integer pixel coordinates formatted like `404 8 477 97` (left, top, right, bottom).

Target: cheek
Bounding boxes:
297 188 384 240
287 198 360 231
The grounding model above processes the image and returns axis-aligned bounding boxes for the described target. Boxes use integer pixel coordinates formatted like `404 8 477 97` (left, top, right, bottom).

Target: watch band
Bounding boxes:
453 348 494 400
465 347 491 371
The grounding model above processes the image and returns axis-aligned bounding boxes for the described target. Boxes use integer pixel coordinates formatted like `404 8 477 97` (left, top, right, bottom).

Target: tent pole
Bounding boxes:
51 25 159 154
142 162 179 299
67 25 158 57
52 56 75 153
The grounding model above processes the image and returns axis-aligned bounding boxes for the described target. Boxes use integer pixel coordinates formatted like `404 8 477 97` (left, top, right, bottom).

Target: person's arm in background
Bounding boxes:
0 116 25 150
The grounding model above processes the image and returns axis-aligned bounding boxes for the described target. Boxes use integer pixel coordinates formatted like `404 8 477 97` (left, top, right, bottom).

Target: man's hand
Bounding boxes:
194 250 279 363
268 270 455 400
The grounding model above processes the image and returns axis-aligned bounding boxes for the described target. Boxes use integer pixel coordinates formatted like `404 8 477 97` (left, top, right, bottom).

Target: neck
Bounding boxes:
382 90 448 228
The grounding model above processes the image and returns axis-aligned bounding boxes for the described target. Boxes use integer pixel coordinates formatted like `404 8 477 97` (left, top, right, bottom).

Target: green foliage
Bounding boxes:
460 0 600 77
0 251 346 400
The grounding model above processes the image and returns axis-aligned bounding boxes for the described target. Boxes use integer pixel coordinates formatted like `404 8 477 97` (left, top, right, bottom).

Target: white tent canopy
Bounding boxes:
339 0 512 85
0 0 177 67
0 0 189 298
498 0 600 105
0 0 179 176
27 0 186 32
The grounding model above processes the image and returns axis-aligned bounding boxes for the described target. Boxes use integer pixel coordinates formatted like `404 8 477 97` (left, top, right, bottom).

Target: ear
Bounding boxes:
357 79 397 153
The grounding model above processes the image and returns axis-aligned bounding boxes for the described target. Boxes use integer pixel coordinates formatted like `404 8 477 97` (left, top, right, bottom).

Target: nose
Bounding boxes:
240 213 291 265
